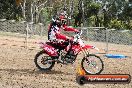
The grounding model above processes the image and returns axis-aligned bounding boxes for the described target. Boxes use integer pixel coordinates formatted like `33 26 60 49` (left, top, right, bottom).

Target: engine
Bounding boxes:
59 50 77 64
64 50 77 63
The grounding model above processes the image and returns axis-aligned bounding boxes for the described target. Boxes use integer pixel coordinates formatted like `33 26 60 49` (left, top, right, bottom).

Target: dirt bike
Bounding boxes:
34 30 104 74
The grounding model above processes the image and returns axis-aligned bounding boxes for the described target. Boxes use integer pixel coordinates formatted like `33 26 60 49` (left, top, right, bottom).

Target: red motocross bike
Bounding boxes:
34 30 104 74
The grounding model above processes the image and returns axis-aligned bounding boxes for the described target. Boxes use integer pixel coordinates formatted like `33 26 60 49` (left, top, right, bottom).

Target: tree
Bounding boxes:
1 0 132 30
0 0 22 20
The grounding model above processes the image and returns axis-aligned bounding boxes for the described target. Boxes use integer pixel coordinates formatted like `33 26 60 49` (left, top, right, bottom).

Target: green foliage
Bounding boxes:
0 0 132 30
109 19 124 29
39 8 50 24
0 0 22 20
88 2 101 14
122 3 132 18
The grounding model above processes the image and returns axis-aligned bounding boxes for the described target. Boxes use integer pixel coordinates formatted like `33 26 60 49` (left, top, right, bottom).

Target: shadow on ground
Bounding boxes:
0 68 73 75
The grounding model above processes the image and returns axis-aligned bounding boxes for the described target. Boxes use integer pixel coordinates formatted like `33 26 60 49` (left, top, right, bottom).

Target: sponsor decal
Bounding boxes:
76 74 131 85
44 46 55 54
76 68 131 85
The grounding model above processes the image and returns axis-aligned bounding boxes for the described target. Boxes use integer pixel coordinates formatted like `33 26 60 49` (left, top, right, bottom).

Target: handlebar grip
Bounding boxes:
72 41 78 45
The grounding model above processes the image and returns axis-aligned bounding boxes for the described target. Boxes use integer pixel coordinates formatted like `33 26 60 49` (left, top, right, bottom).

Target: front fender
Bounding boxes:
72 44 99 55
82 44 99 51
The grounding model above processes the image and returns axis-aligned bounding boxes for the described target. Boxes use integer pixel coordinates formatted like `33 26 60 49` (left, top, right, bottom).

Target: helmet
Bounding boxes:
52 10 68 26
59 14 67 25
59 11 67 24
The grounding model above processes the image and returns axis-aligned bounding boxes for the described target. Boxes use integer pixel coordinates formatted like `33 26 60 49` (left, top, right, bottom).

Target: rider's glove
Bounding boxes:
66 36 74 43
75 29 80 34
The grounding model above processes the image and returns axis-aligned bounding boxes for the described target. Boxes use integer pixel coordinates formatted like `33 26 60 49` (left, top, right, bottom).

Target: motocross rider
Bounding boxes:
47 10 79 52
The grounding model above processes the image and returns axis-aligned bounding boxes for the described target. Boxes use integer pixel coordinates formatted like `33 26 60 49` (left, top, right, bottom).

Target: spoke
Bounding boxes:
37 54 52 69
83 55 103 74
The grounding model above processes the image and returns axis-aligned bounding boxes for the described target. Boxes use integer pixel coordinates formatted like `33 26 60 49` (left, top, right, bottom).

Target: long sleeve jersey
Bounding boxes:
48 22 78 41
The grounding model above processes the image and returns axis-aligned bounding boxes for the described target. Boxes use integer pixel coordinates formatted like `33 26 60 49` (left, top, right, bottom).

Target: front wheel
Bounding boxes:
34 50 55 71
81 54 104 74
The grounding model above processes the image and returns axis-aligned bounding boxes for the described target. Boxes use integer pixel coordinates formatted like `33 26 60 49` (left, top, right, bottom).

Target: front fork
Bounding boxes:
80 47 90 64
81 47 89 57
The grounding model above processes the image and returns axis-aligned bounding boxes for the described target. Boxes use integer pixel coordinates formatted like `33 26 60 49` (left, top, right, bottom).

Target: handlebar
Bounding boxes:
73 29 83 43
75 29 82 35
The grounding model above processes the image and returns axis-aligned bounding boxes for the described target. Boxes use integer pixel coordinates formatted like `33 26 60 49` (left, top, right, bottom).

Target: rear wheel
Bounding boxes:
34 50 55 71
81 54 104 74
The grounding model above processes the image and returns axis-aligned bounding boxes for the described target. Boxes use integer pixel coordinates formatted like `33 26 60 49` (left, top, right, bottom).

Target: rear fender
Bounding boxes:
40 43 58 57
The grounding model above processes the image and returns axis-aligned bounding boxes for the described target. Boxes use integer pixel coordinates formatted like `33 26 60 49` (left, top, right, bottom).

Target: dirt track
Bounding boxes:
0 36 132 88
